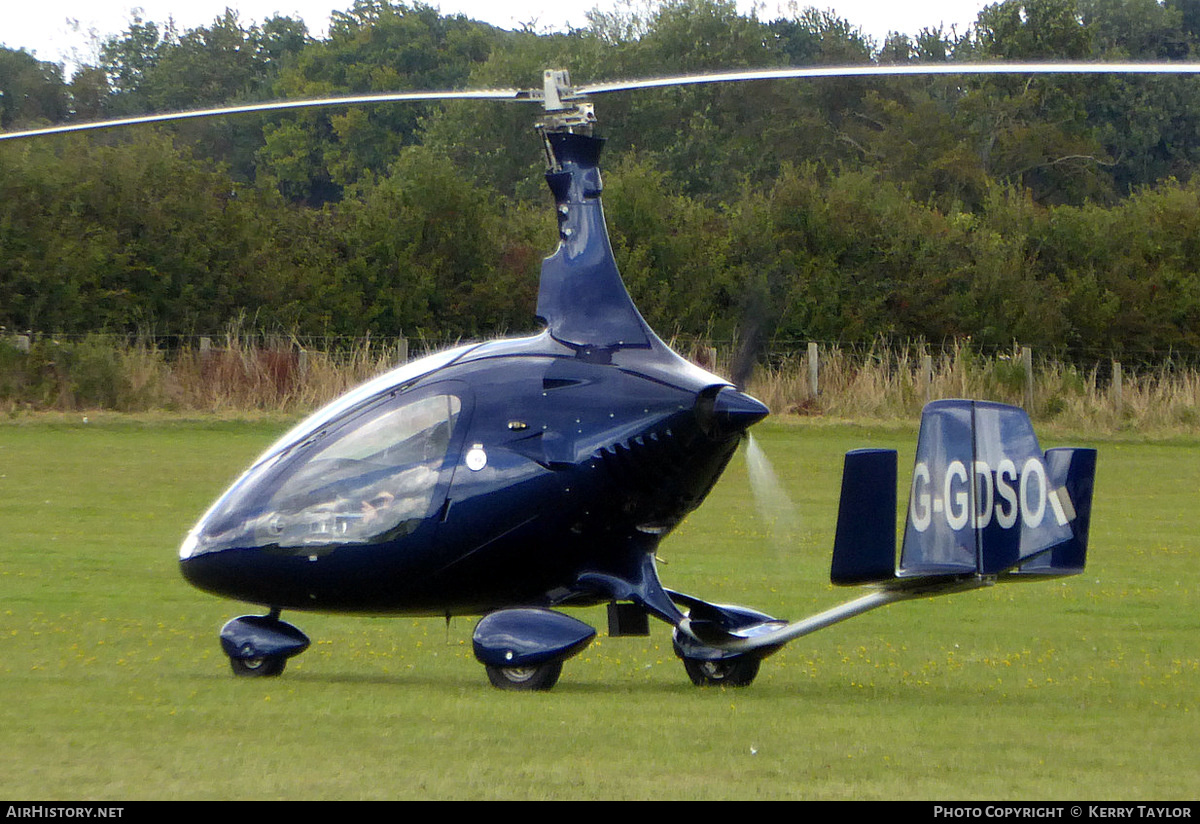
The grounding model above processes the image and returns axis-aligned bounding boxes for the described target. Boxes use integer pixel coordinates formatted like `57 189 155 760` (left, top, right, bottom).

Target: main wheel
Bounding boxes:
682 655 760 687
485 660 563 691
230 654 286 678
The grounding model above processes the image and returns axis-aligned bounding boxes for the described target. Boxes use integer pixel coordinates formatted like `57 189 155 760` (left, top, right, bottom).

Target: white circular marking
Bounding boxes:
466 444 487 471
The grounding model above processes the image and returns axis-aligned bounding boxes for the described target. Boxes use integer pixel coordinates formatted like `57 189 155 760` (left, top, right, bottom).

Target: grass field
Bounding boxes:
1 414 1197 800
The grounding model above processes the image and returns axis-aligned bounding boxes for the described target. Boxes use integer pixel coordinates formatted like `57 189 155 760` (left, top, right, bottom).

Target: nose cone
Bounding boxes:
697 386 769 439
178 530 212 588
179 525 263 603
714 386 770 431
178 538 238 599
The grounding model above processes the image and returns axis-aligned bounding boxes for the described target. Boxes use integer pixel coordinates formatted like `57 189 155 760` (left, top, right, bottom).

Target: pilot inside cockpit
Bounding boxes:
251 392 461 549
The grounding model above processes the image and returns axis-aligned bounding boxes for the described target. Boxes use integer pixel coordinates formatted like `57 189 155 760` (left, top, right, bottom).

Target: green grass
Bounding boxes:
0 415 1197 799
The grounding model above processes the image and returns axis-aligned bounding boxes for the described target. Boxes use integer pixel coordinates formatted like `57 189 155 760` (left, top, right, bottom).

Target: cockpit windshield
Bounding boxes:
261 393 460 547
190 391 462 555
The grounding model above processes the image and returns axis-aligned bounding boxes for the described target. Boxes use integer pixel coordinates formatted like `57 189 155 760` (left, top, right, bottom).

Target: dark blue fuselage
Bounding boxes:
180 131 768 623
180 331 765 616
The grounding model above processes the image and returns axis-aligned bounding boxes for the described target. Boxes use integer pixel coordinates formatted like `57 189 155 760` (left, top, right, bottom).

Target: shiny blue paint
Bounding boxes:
219 615 310 661
1007 446 1096 578
899 399 1077 577
180 336 766 615
536 133 652 350
668 597 782 663
472 608 596 668
178 125 1097 686
830 448 898 586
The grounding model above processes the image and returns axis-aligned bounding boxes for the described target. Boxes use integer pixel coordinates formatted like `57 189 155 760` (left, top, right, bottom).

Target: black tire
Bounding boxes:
485 660 563 691
230 654 286 678
682 655 760 687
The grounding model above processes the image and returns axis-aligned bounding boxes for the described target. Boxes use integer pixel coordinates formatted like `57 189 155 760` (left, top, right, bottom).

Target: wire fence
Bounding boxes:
3 329 1198 431
10 328 1200 371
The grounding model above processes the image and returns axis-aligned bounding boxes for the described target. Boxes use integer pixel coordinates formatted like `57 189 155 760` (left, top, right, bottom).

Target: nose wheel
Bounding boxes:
220 612 309 678
229 651 288 678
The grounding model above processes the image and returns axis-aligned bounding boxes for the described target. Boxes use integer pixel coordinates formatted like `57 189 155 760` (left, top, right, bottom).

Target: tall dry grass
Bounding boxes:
168 333 403 413
741 341 1200 434
0 329 412 416
5 332 1200 435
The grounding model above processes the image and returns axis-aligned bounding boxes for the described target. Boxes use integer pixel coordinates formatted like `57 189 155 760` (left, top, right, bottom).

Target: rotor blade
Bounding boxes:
577 61 1200 95
0 87 534 142
11 62 1200 142
11 62 1200 141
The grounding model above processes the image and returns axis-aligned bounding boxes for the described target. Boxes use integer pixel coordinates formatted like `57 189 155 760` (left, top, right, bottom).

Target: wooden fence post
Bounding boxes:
1022 345 1034 410
1112 361 1123 409
396 337 409 365
922 353 933 404
807 341 819 398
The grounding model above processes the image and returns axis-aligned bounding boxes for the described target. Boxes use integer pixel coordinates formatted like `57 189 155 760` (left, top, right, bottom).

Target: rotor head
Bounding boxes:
536 70 597 171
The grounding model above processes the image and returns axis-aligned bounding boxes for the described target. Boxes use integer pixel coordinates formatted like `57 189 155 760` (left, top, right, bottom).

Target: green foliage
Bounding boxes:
0 334 174 411
336 145 542 336
603 155 732 334
257 1 504 202
63 335 125 409
0 132 346 336
98 10 310 177
5 0 1200 357
975 0 1094 59
0 49 68 129
0 338 30 402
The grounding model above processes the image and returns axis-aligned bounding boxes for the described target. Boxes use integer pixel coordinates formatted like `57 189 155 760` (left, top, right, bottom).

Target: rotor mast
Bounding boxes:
536 70 596 171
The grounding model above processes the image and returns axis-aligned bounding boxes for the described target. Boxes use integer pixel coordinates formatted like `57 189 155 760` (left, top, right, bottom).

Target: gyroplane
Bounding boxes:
1 64 1125 688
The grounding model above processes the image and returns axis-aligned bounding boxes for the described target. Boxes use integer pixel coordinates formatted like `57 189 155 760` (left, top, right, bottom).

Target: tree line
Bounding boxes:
3 0 1200 358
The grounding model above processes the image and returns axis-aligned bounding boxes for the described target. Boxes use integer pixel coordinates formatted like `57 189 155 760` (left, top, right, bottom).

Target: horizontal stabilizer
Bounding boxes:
675 402 1095 658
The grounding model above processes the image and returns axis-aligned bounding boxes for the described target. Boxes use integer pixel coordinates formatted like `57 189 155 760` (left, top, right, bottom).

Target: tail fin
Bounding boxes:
831 400 1096 590
1000 445 1095 578
831 448 897 585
